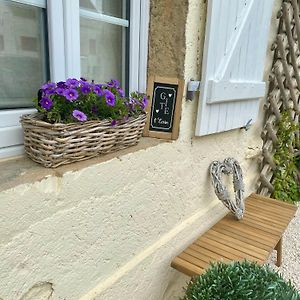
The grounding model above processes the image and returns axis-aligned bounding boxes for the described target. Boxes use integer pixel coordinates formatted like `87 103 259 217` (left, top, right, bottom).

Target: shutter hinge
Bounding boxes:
186 80 201 101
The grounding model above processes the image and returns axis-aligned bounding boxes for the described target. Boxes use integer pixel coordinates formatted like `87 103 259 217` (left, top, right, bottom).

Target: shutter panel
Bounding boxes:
195 0 274 136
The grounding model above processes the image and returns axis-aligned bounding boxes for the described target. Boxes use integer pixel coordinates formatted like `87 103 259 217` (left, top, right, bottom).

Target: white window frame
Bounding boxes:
0 0 149 159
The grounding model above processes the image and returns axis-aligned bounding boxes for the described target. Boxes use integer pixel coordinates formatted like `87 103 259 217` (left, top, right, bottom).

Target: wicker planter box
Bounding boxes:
20 113 147 168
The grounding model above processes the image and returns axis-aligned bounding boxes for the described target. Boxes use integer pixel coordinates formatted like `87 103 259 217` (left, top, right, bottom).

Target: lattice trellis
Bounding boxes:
258 0 300 196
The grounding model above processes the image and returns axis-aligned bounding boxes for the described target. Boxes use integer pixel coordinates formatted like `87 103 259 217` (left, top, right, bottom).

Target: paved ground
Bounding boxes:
267 204 300 291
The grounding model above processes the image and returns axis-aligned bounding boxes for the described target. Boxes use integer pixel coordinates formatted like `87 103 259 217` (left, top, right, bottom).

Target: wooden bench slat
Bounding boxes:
206 231 265 260
249 193 297 211
240 216 285 235
242 215 287 233
246 200 296 219
171 257 204 277
171 194 297 277
246 200 293 218
226 213 284 233
211 225 272 251
196 236 264 263
194 239 245 261
219 219 280 243
179 252 210 270
244 212 288 228
206 230 269 258
189 243 231 262
212 223 275 249
245 210 290 226
184 247 229 265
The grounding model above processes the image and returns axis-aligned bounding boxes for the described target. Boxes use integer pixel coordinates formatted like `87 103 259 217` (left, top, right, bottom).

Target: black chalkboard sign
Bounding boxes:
144 76 183 140
149 82 178 133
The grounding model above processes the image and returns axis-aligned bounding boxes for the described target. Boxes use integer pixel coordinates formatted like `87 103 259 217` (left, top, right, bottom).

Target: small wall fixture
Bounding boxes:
186 80 201 101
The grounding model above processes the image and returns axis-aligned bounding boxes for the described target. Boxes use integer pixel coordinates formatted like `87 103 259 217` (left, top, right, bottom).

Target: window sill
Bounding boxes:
0 137 166 193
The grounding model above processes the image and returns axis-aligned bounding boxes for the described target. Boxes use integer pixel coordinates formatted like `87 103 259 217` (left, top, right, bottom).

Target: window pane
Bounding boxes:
0 1 48 109
80 0 127 19
80 13 127 87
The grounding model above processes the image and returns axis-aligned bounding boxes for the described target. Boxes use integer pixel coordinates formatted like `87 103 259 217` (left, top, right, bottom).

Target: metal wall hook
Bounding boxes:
241 119 253 131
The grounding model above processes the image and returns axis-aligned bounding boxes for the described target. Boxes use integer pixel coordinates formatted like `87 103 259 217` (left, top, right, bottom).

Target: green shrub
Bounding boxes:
181 261 300 300
272 111 300 204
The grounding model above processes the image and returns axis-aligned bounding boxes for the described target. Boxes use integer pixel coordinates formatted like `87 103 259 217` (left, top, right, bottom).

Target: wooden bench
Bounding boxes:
171 193 297 277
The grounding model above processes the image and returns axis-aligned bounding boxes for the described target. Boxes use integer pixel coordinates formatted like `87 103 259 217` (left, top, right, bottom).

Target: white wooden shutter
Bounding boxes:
195 0 274 136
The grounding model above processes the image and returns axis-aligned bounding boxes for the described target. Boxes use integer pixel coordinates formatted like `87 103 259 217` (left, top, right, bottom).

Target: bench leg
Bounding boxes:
275 237 282 267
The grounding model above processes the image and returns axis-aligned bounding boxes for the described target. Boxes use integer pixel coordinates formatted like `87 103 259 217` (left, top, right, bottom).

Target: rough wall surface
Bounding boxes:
0 0 280 299
148 0 188 78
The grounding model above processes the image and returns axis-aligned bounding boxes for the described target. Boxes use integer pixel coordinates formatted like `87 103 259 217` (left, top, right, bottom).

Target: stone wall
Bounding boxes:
148 0 188 78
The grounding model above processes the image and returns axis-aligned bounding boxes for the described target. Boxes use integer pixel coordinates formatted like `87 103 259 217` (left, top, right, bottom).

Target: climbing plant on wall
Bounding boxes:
258 0 300 201
271 111 300 204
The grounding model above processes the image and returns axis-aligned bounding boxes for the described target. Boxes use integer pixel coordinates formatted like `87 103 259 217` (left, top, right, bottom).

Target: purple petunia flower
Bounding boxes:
64 88 78 101
103 90 116 106
72 110 87 122
41 82 56 90
93 84 104 96
111 119 117 126
118 88 125 97
44 89 56 96
107 79 120 88
129 98 136 105
81 83 92 94
57 81 66 88
66 78 80 87
142 96 148 108
55 87 65 95
39 97 53 110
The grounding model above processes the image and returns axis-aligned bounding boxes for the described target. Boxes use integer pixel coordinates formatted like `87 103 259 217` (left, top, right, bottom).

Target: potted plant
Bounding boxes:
181 260 300 300
20 78 148 168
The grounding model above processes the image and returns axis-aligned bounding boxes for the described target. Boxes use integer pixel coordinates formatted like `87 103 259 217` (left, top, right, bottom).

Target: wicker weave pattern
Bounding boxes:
20 113 147 168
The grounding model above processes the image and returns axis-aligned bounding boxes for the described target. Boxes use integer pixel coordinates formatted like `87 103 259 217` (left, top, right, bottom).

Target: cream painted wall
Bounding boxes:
0 0 281 299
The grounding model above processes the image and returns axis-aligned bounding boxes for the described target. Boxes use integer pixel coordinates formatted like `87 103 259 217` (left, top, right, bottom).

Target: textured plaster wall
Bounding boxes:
0 0 281 299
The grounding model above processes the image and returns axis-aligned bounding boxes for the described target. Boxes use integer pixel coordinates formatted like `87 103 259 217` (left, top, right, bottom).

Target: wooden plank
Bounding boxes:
245 210 290 227
249 193 298 211
206 229 269 258
243 211 286 229
275 237 283 267
247 198 296 213
224 213 284 233
196 236 263 263
219 219 278 244
246 199 289 216
189 243 230 262
184 247 226 265
240 216 284 235
171 257 204 277
213 222 275 247
203 231 267 261
194 238 244 261
211 225 272 251
229 213 283 234
246 202 294 221
179 252 210 270
246 199 297 217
